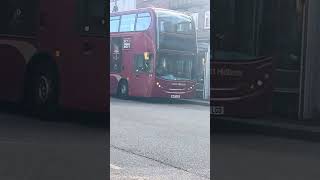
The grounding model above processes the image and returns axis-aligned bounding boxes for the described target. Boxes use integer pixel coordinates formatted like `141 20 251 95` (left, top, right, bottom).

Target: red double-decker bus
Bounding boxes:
0 0 108 115
212 51 273 117
110 8 197 99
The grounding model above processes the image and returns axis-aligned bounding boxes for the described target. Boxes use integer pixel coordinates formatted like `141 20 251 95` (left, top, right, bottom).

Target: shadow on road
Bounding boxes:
56 110 108 130
0 102 108 130
111 96 194 105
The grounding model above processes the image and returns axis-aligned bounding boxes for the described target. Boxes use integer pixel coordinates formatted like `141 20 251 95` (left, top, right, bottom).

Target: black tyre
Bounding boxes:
117 80 128 99
24 61 59 120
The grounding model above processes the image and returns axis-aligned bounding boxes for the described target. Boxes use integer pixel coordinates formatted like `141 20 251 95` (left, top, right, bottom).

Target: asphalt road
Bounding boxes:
0 104 107 180
110 97 210 180
214 127 320 180
2 99 319 180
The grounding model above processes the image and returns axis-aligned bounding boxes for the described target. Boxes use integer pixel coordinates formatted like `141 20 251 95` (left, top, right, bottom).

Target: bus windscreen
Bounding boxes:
156 54 193 81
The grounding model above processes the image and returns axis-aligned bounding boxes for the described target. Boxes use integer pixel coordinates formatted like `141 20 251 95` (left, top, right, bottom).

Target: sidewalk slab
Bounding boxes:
181 99 210 106
214 116 320 141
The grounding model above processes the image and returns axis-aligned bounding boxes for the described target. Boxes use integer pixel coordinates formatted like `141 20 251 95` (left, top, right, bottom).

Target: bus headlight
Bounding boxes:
156 82 161 88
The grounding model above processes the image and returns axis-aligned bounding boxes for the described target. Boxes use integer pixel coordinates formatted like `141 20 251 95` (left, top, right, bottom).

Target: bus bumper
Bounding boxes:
151 89 195 99
212 89 272 117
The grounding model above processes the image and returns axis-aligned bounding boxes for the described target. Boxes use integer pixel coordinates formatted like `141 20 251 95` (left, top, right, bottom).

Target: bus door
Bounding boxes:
70 0 107 111
130 51 153 97
119 36 150 97
110 37 123 94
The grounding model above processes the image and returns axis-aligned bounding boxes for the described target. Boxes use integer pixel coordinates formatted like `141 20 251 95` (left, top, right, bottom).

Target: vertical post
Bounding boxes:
252 0 257 55
204 44 210 100
299 0 320 120
298 0 308 120
255 0 264 56
203 56 206 99
207 44 211 100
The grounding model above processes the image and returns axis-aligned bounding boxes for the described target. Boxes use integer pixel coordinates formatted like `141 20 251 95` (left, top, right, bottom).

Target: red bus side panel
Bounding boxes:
212 56 273 117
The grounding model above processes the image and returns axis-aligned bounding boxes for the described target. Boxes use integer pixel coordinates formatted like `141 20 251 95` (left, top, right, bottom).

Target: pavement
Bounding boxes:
213 131 320 180
110 97 210 179
214 114 320 180
183 98 320 141
214 116 320 142
181 98 210 106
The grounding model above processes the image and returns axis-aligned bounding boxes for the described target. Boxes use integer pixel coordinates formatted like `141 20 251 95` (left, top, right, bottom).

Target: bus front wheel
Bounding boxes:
24 62 59 120
117 81 128 98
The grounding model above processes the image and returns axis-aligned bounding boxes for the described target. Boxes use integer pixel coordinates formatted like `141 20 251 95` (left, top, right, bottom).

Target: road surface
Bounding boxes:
110 97 211 180
214 127 320 180
1 100 320 179
0 104 107 180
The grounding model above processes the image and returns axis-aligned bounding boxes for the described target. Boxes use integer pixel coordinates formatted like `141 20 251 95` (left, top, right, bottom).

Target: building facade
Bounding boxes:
136 0 169 9
137 0 211 100
110 0 136 13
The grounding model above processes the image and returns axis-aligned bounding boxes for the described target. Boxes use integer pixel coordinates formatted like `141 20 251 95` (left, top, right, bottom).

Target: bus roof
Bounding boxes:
110 7 190 17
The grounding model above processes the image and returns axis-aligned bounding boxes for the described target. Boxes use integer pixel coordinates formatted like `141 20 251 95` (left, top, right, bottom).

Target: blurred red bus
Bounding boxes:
110 8 197 99
0 0 108 115
211 51 273 117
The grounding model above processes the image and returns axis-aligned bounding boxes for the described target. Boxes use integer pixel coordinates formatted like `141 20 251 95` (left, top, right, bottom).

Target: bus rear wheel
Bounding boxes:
24 62 59 120
117 81 128 99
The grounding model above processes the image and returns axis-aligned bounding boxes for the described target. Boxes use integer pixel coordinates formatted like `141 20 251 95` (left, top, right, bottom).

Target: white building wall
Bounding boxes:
110 0 136 13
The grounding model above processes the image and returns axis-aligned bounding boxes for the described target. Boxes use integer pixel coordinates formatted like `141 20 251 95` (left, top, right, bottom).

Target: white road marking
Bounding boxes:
110 175 149 180
0 138 36 145
110 164 122 170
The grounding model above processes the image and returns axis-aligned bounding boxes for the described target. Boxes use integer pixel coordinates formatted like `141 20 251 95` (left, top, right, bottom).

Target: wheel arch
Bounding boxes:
117 78 129 95
23 52 61 100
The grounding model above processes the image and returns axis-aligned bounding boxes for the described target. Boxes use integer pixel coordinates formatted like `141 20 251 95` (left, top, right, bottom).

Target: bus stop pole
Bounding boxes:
204 44 210 100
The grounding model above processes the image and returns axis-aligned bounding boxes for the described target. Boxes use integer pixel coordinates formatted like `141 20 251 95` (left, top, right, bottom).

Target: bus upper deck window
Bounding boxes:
120 14 136 32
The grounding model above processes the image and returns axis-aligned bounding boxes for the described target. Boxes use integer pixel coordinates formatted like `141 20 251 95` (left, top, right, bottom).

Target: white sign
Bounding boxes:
211 106 224 115
170 95 181 99
123 39 131 49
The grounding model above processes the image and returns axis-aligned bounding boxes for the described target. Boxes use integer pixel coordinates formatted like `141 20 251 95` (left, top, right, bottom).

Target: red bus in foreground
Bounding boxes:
0 0 107 114
211 51 273 117
110 8 197 99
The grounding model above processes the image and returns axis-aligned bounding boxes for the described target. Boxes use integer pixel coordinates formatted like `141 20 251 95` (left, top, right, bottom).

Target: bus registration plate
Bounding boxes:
171 95 180 99
212 106 224 115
